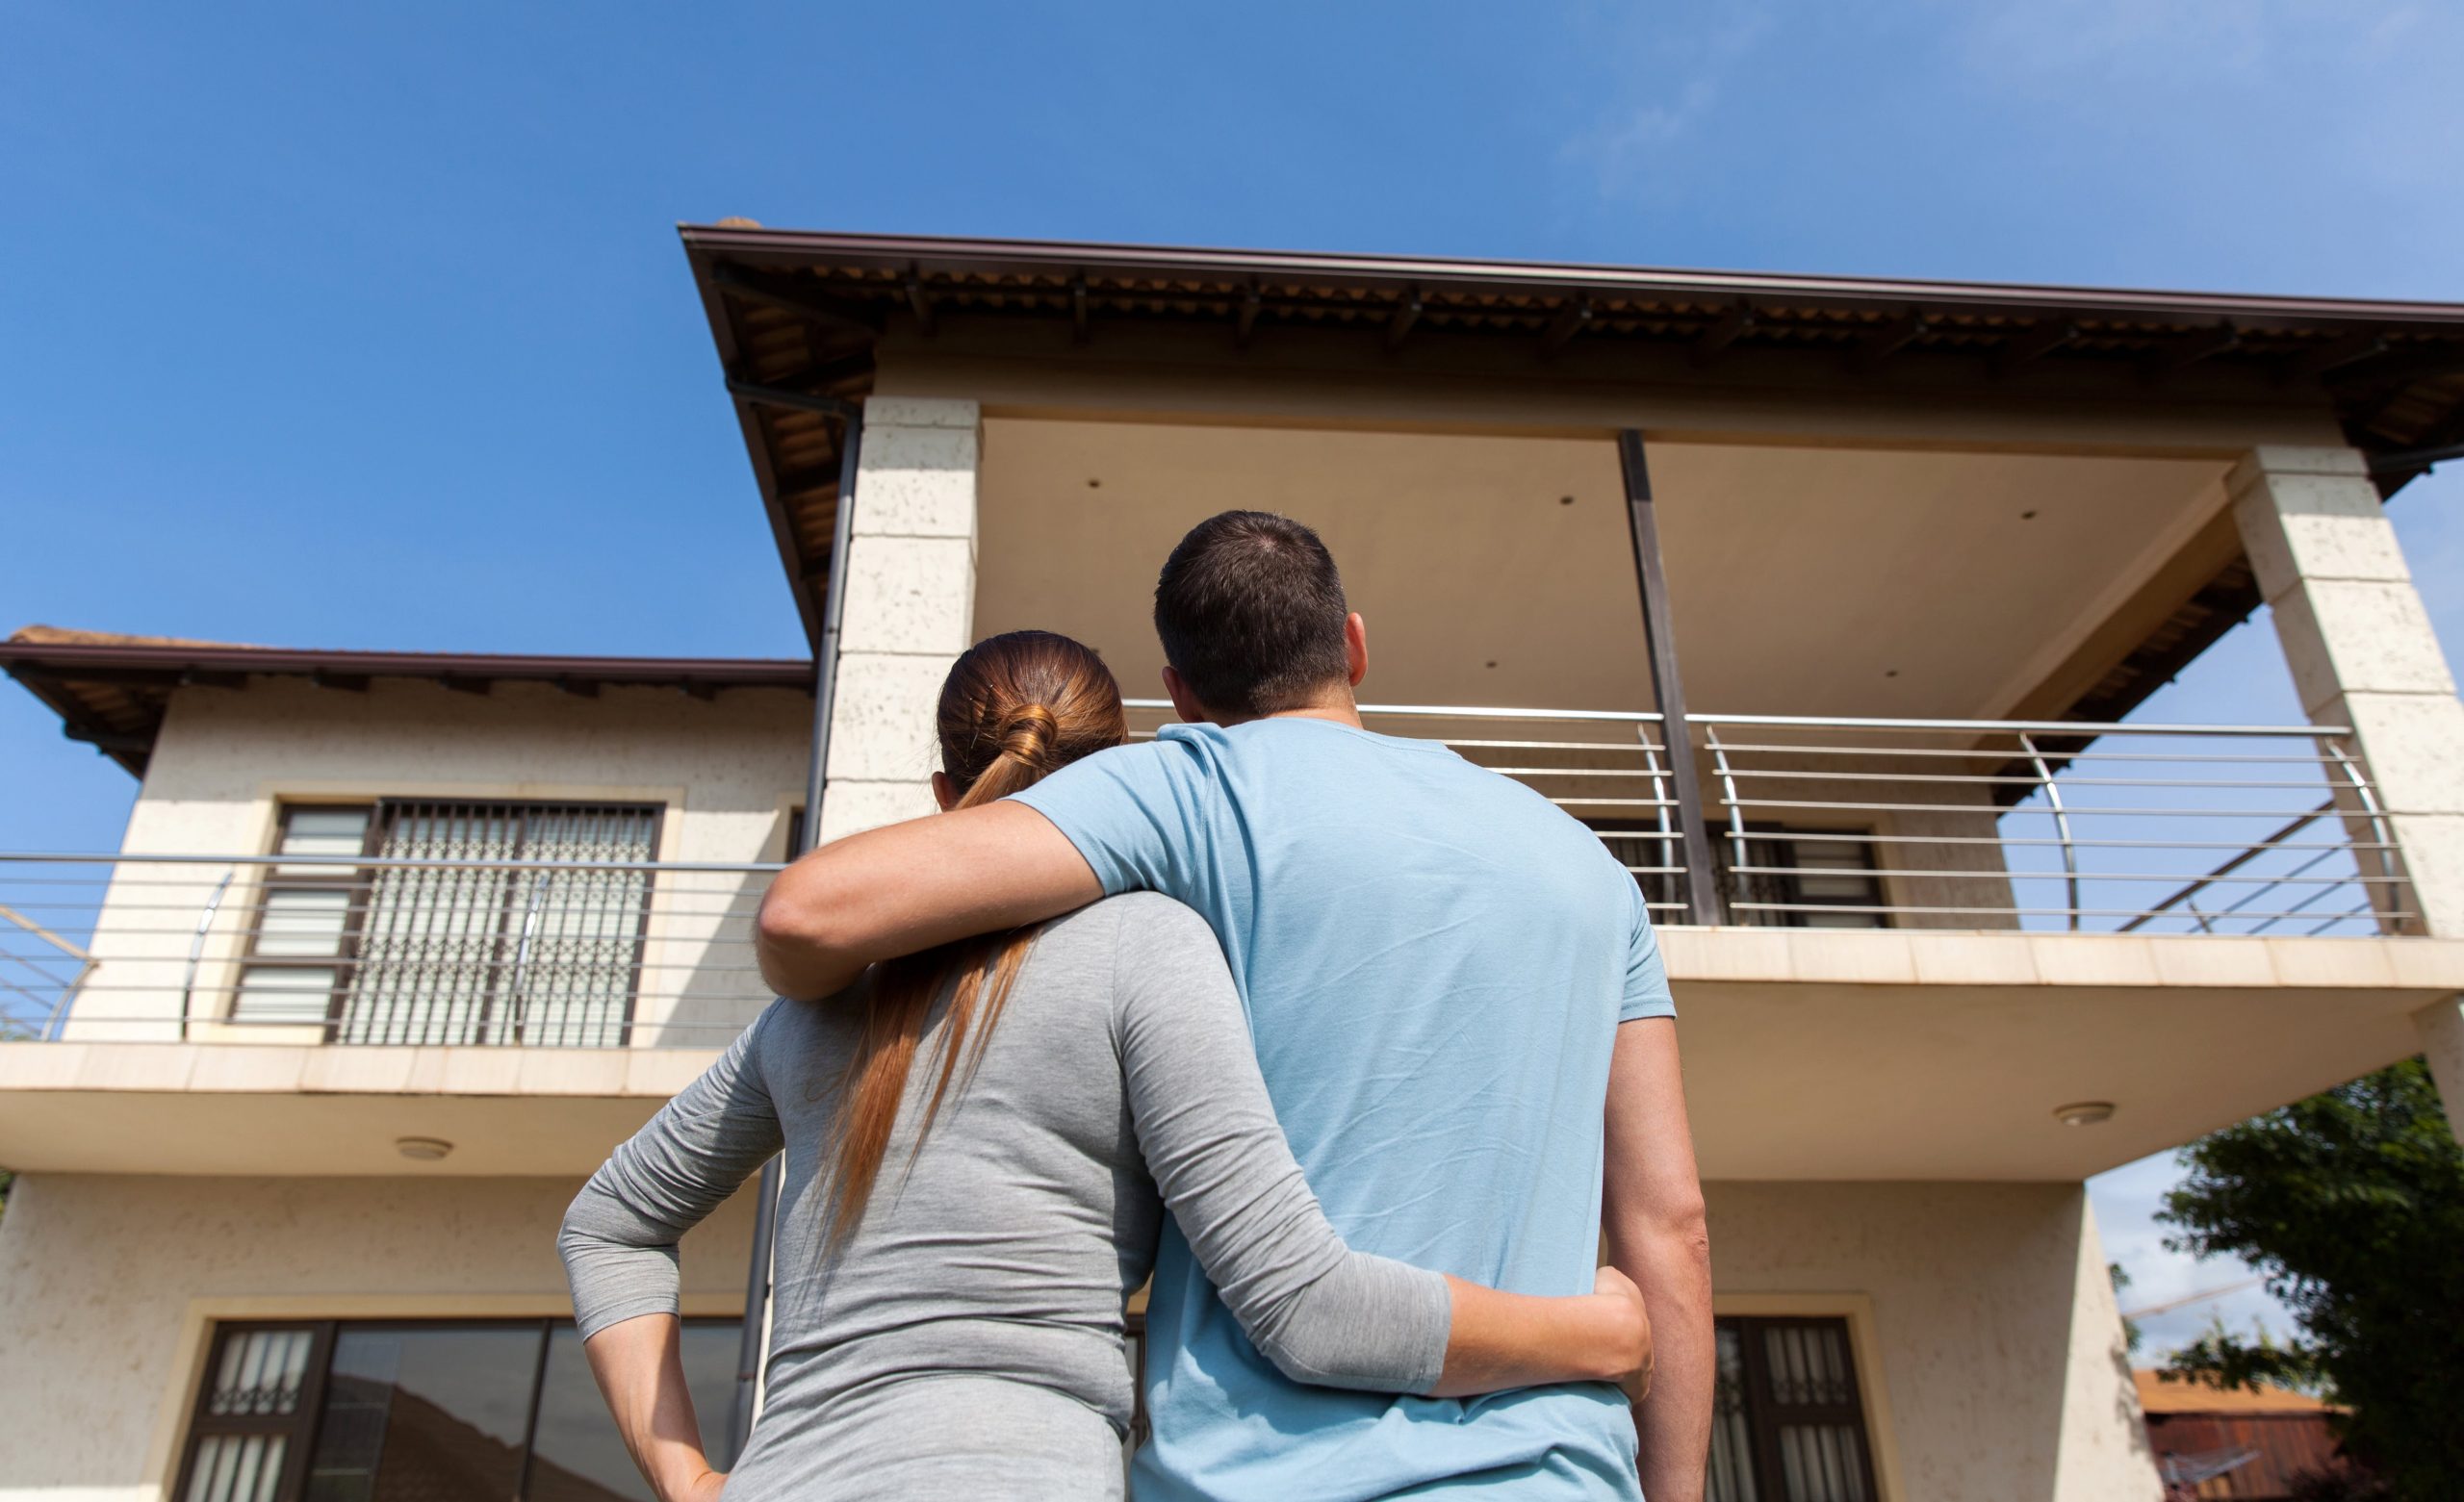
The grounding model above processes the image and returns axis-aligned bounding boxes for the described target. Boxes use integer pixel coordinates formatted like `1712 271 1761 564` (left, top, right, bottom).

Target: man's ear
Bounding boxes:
1162 664 1210 725
930 770 960 812
1345 613 1369 688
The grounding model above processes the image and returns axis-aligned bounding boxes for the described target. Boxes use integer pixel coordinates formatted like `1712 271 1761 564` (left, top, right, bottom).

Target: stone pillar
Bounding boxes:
2230 446 2464 1137
816 397 980 843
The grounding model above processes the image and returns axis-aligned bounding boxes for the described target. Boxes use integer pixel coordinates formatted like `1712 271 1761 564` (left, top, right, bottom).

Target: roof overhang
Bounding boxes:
0 628 810 776
680 225 2464 656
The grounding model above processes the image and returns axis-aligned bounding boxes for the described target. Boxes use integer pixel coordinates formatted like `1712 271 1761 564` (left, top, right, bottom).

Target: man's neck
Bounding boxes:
1208 697 1365 731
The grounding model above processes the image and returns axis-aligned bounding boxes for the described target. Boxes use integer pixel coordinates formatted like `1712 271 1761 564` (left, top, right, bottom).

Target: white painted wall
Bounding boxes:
0 1172 757 1502
1707 1180 2160 1502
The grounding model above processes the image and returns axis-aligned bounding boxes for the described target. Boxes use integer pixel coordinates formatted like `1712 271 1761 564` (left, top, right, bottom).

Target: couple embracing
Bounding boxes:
560 511 1713 1500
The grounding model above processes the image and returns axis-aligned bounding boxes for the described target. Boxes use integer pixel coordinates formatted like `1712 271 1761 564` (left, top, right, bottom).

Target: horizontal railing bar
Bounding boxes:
1686 829 2393 852
1731 902 2410 920
1692 713 2348 736
0 853 789 874
1125 698 1666 725
1703 741 2343 765
1726 798 2355 818
1727 866 2394 886
1435 738 1672 753
1722 767 2360 791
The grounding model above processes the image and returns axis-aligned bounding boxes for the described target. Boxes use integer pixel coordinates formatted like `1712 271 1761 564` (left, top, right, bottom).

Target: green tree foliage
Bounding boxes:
2158 1058 2464 1497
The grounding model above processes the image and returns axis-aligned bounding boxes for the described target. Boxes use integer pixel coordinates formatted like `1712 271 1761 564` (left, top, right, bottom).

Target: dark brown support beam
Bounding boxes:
727 379 860 421
1070 277 1091 344
1690 303 1755 368
308 671 369 693
680 680 719 702
1850 312 1930 373
440 676 492 697
555 677 601 699
1236 283 1263 347
1617 429 1723 927
707 264 882 338
2278 330 2385 383
2143 321 2240 378
179 669 246 690
1992 318 2076 375
770 464 840 497
1541 297 1591 358
904 272 937 337
64 726 152 754
757 351 876 396
1385 291 1422 353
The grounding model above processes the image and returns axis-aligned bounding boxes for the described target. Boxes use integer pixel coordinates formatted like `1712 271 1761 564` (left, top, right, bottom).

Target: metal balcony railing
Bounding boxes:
0 853 782 1047
0 708 2415 1049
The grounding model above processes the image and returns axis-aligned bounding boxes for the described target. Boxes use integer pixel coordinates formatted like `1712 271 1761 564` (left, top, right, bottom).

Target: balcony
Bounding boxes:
7 701 2458 1181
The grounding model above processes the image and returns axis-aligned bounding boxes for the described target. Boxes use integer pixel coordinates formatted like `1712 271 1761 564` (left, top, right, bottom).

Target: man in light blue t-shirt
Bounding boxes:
760 512 1712 1501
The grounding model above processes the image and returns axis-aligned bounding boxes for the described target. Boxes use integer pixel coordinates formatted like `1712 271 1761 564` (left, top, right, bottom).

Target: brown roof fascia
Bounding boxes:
0 638 813 688
679 225 2464 332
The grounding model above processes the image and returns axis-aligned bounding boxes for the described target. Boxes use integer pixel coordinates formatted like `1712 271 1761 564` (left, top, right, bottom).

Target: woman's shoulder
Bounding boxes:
1043 890 1219 955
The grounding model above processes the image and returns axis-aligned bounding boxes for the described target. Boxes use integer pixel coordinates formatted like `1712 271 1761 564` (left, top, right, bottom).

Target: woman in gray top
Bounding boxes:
561 632 1649 1502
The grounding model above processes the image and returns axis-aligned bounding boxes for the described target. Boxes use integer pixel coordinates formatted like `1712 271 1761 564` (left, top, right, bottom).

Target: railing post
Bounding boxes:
2017 733 2081 931
177 867 236 1041
1617 429 1723 926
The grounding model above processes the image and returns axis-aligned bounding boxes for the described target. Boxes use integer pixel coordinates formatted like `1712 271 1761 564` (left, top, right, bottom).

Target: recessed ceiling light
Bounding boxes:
2053 1101 2115 1127
1559 495 1576 506
2020 509 2039 520
396 1136 454 1161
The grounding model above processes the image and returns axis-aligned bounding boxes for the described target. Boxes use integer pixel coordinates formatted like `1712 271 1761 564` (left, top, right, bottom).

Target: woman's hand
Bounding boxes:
1593 1264 1655 1402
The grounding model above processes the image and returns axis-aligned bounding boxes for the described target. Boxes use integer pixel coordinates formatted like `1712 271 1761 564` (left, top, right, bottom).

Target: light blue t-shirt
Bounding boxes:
1013 717 1675 1501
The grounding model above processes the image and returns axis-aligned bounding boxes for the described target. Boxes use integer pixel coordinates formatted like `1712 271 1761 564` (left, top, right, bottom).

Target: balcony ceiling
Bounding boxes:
680 226 2464 660
974 419 2228 721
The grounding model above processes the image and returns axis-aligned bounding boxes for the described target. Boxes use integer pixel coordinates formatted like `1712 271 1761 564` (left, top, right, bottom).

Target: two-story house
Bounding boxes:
5 228 2462 1502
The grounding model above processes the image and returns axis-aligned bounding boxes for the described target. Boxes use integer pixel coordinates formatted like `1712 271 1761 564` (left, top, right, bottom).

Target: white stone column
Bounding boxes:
2230 445 2464 1137
816 397 981 843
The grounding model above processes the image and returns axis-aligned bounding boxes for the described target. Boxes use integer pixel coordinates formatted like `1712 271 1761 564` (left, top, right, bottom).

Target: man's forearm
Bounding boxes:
1609 1215 1714 1502
755 802 1103 1001
580 1313 723 1502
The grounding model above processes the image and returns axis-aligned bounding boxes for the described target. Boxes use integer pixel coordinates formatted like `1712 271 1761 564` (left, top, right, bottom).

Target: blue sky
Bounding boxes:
3 1 2457 1354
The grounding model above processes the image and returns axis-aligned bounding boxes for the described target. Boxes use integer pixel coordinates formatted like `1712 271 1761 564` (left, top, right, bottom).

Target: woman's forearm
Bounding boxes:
580 1313 726 1502
1426 1268 1654 1398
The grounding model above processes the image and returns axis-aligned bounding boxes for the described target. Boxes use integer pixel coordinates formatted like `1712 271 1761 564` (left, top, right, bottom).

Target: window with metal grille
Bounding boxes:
175 1318 741 1502
1708 1316 1880 1502
1713 829 1891 929
1585 823 1889 928
234 801 661 1046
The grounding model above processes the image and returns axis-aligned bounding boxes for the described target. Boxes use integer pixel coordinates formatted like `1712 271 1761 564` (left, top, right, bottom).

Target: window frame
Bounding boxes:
1714 824 1892 929
236 799 667 1046
172 1315 742 1502
1711 1313 1884 1502
231 805 378 1030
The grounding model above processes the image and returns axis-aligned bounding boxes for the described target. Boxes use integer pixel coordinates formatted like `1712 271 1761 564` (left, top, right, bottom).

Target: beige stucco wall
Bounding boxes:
1708 1180 2159 1502
0 1172 757 1502
0 1171 2155 1502
66 678 809 1049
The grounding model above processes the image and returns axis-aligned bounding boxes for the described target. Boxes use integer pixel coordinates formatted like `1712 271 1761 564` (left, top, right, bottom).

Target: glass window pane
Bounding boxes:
304 1326 540 1502
209 1328 316 1416
235 967 338 1024
188 1434 288 1502
258 889 352 958
526 1321 742 1502
277 810 371 874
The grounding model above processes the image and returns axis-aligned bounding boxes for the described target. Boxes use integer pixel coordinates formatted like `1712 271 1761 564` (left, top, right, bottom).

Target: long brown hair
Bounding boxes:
823 630 1127 1247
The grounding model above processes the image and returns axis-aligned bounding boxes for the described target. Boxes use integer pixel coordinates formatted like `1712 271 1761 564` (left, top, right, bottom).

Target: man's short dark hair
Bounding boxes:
1153 511 1351 717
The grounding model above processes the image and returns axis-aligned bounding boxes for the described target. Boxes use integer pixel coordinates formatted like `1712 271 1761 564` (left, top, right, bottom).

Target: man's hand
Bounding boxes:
756 802 1103 1000
1594 1264 1656 1404
1603 1017 1713 1502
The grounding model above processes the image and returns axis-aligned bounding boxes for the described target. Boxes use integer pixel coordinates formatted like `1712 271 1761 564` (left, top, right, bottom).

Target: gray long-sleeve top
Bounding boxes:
559 893 1450 1489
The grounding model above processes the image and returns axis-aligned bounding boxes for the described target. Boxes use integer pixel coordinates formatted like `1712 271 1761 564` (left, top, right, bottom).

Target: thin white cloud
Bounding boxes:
1561 7 1773 201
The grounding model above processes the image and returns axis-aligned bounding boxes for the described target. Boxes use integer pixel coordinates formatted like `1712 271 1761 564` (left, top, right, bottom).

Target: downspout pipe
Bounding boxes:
728 404 863 1460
